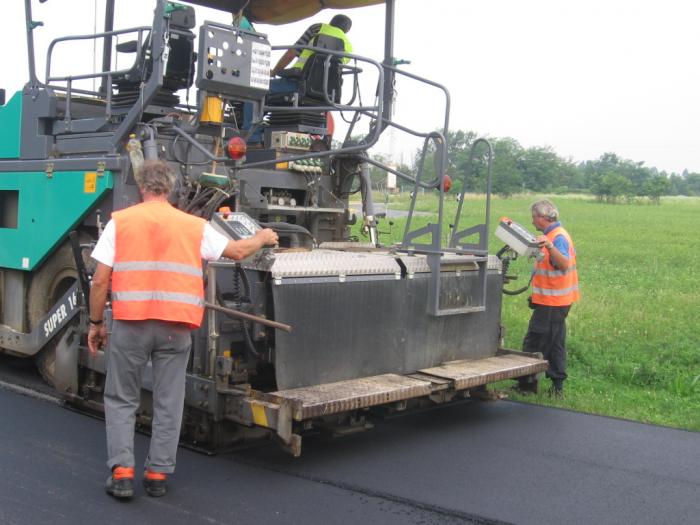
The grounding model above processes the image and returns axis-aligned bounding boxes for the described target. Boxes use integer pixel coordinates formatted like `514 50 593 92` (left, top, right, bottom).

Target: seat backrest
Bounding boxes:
113 32 152 86
162 31 196 91
162 6 196 90
113 6 196 92
313 32 346 53
301 52 342 104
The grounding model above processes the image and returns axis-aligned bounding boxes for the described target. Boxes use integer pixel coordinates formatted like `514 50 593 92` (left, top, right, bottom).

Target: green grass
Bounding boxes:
354 193 700 431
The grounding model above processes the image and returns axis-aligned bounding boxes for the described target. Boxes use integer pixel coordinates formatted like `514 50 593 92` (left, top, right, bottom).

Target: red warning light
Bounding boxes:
442 174 452 193
226 136 247 160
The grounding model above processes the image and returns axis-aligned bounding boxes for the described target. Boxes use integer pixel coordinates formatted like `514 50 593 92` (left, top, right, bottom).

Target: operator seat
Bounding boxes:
265 52 344 131
299 52 344 104
111 6 196 111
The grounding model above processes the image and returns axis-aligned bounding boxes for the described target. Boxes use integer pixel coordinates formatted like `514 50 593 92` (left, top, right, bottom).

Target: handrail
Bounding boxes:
449 138 494 253
382 63 451 140
45 26 151 85
167 48 388 171
263 45 383 115
400 132 447 251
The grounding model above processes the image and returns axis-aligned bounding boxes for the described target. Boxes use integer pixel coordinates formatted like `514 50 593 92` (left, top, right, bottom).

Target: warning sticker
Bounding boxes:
250 41 271 90
84 171 97 193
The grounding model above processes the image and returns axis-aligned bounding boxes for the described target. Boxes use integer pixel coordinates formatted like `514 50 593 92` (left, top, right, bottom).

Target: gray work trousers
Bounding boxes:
104 319 191 473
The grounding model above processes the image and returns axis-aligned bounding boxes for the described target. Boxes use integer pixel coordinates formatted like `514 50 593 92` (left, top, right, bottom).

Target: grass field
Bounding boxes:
355 193 700 432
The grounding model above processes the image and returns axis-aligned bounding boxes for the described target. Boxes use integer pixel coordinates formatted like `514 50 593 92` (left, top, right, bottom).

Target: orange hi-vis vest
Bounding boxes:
111 201 207 329
531 225 579 307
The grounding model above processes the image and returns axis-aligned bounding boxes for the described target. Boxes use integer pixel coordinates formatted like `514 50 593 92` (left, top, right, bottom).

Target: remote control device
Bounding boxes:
495 217 541 258
211 210 261 240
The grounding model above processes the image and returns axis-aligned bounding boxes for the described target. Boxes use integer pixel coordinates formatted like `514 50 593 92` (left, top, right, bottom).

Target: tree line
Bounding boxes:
370 130 700 202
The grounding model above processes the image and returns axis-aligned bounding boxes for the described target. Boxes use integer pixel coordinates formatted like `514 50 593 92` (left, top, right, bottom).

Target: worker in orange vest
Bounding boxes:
88 160 278 499
523 199 579 397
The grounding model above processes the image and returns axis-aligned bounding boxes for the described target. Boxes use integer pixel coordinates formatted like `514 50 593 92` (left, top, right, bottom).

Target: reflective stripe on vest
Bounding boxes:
113 261 203 277
532 284 580 297
293 23 352 70
112 291 205 307
531 226 580 307
111 201 206 328
533 265 578 278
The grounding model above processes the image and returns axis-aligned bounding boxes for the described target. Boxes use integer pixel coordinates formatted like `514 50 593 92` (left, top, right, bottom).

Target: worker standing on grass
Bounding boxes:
523 200 579 397
87 160 278 500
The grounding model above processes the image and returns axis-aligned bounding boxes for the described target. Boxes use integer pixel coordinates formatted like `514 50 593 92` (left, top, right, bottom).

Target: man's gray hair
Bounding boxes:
531 199 559 221
135 160 175 196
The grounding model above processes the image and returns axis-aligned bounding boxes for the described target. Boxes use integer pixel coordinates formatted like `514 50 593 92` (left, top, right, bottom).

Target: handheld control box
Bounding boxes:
495 217 542 258
210 210 275 267
211 210 260 240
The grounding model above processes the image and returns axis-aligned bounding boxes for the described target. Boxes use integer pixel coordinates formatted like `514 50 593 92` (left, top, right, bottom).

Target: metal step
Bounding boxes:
418 353 547 390
240 352 547 456
272 374 433 420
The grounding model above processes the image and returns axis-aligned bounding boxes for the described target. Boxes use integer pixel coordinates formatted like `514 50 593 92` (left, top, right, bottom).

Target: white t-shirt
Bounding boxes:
91 219 229 267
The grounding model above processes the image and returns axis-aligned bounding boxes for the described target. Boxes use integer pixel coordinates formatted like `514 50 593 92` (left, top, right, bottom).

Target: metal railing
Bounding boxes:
45 26 152 121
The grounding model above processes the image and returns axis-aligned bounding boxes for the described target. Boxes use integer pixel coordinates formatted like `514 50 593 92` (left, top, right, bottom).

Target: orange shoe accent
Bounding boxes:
145 470 167 481
113 466 135 480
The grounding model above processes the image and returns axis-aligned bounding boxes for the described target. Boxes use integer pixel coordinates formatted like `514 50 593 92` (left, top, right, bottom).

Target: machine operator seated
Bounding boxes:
241 15 352 143
269 14 353 99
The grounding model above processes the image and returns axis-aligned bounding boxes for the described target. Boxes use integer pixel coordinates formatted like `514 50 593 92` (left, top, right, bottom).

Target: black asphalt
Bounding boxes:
1 358 698 525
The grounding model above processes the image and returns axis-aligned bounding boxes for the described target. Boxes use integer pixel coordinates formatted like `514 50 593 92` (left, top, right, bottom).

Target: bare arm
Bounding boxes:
87 262 112 355
221 228 279 260
271 49 298 76
536 235 571 270
546 244 572 270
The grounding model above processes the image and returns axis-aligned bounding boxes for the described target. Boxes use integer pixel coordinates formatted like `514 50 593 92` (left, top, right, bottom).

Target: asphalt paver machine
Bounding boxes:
0 0 547 455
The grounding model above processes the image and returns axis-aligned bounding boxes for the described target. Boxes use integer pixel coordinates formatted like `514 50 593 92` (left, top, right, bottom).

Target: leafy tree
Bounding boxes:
643 175 671 204
605 173 634 203
490 138 524 197
685 173 700 195
400 129 694 199
519 146 578 192
668 174 688 196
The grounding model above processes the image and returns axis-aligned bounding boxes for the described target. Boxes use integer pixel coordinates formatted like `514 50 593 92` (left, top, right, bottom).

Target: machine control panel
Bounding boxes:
270 131 314 151
495 217 542 258
197 22 271 97
211 210 261 240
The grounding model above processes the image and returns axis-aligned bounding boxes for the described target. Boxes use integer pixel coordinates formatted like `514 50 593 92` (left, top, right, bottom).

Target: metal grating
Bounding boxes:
268 249 402 278
271 374 433 419
318 242 378 250
419 354 548 390
398 253 502 275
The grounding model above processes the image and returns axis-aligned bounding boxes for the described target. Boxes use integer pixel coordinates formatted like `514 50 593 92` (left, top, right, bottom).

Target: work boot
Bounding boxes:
105 466 134 499
514 376 538 395
548 379 564 399
143 470 167 497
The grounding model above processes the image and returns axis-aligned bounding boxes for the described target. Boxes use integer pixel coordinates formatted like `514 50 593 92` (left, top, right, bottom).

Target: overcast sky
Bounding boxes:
3 0 698 173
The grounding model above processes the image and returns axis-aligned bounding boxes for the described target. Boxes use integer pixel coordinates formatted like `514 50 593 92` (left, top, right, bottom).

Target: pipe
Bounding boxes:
204 302 292 333
99 0 116 94
24 0 40 87
359 161 378 246
382 0 395 125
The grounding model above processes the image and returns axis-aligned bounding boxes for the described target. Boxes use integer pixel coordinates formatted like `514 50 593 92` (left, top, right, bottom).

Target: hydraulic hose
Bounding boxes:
497 245 533 296
258 221 315 248
231 264 260 357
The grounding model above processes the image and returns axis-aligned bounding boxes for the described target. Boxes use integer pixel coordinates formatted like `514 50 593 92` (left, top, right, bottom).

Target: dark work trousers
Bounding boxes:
522 304 571 388
104 319 191 474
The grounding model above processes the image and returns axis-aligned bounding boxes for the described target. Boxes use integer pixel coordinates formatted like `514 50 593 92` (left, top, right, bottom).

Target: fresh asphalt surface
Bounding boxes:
1 356 699 525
